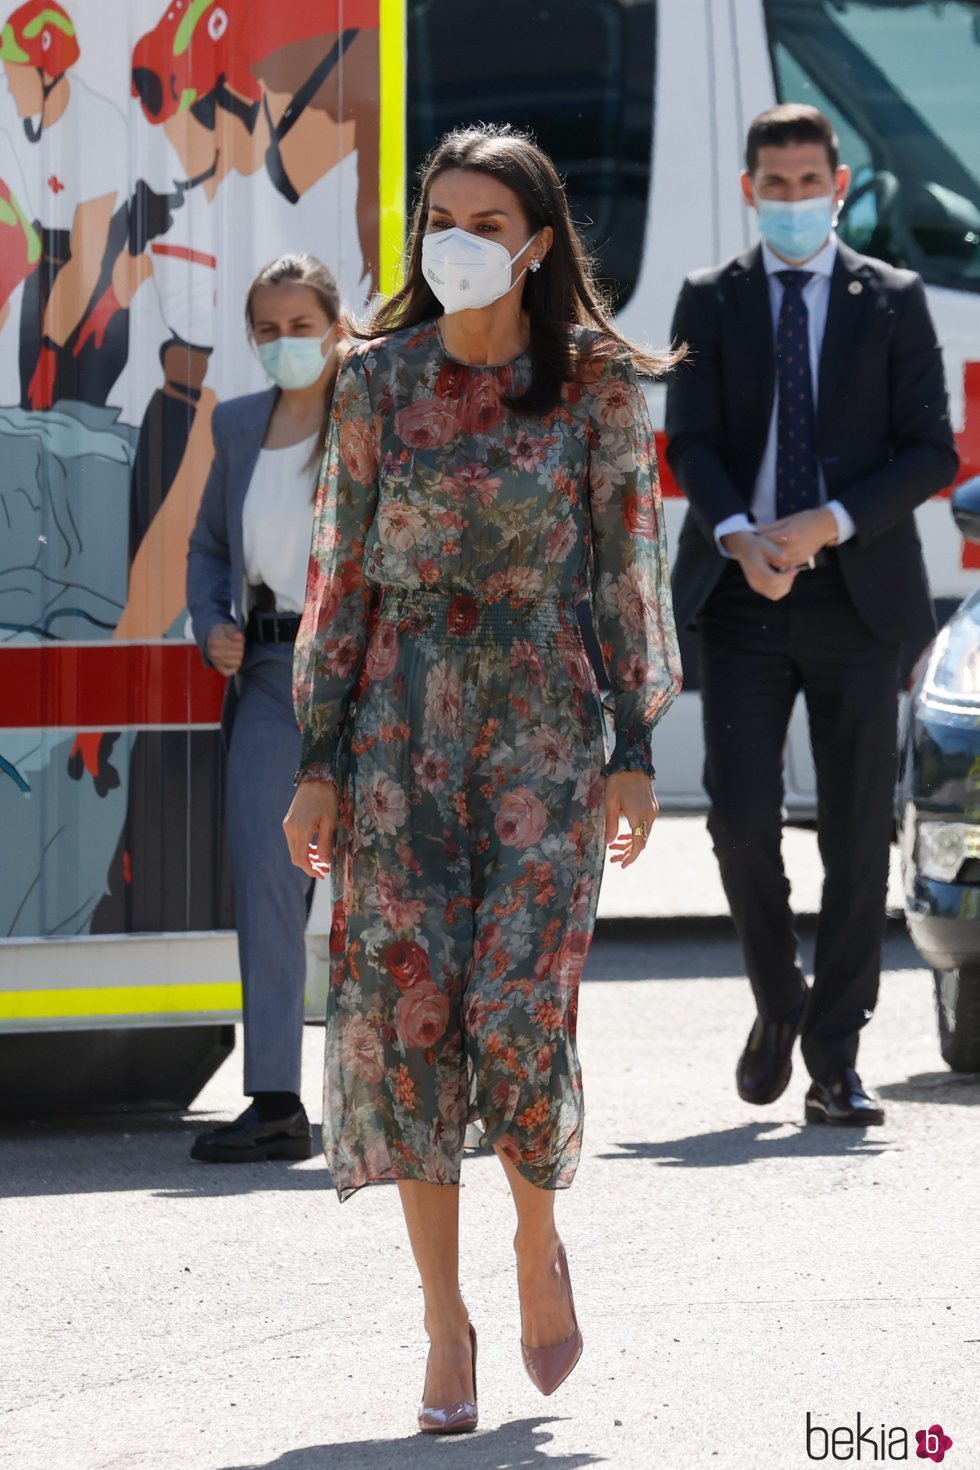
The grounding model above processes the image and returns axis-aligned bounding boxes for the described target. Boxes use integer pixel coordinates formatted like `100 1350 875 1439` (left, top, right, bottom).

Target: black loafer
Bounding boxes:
804 1067 885 1127
736 990 808 1105
190 1102 313 1162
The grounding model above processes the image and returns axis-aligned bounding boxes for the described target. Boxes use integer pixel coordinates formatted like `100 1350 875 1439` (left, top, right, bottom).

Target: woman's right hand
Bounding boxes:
206 622 246 676
283 778 338 878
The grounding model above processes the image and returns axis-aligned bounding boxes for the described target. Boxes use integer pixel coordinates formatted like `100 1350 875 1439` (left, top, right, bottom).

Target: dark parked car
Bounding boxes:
898 477 980 1072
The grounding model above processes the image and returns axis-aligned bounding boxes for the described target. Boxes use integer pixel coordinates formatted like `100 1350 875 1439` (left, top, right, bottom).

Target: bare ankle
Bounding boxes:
513 1224 561 1261
423 1302 470 1340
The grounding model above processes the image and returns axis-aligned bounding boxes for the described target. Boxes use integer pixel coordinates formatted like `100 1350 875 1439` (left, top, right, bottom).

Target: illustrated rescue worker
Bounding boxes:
0 130 39 335
0 0 128 409
0 131 40 805
77 1 264 930
243 0 380 291
122 0 268 558
72 0 386 929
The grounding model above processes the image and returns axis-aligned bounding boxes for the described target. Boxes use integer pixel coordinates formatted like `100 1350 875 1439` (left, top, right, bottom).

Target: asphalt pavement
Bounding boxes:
2 820 978 1470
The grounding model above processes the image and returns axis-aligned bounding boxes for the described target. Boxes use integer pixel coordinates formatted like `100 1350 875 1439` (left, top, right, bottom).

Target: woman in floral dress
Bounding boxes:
284 125 682 1432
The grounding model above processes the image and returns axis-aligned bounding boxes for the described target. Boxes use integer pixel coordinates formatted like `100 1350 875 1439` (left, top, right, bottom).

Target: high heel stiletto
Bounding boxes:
521 1242 583 1396
417 1323 478 1434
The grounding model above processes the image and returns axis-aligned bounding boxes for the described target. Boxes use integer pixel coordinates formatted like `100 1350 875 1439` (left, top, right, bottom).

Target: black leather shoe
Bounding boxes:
736 990 808 1105
804 1067 885 1127
190 1103 313 1162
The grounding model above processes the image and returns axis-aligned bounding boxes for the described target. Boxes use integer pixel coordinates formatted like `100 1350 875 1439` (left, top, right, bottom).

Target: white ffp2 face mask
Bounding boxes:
421 227 537 314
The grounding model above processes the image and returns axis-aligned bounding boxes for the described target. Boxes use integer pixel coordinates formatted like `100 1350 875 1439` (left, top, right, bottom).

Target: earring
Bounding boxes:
529 258 541 273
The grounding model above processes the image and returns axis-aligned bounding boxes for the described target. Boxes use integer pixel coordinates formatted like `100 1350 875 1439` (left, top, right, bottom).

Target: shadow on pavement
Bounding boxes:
598 1120 893 1168
0 1118 499 1199
219 1417 604 1470
0 1115 334 1199
878 1071 980 1105
587 917 922 982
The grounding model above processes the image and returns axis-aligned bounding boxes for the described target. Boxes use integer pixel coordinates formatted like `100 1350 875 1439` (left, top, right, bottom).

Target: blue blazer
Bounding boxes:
186 386 280 661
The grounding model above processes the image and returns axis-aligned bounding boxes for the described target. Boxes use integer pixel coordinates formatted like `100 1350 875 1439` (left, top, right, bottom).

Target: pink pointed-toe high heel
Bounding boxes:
417 1322 478 1435
521 1242 583 1396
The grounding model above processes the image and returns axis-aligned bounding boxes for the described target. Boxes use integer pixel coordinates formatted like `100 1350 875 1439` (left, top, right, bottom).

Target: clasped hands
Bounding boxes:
721 506 838 601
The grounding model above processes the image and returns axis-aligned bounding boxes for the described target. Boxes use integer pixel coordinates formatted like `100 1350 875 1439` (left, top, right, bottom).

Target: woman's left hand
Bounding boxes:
603 770 659 869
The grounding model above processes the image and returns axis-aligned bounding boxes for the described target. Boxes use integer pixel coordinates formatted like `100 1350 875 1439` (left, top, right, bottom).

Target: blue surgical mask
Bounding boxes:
755 195 836 262
257 328 333 390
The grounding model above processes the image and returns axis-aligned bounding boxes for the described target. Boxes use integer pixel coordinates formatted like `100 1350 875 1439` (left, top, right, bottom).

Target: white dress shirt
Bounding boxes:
3 77 128 229
242 434 319 614
714 233 856 554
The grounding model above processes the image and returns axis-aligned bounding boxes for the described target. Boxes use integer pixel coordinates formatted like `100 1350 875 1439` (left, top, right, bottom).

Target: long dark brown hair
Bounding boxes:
351 123 684 415
245 251 344 475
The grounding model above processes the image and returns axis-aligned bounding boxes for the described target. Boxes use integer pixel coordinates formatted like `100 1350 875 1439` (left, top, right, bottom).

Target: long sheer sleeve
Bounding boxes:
293 348 379 784
586 354 683 778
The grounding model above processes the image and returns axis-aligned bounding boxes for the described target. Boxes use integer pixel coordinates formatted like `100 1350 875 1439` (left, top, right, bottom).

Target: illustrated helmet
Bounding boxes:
0 0 80 76
132 0 259 125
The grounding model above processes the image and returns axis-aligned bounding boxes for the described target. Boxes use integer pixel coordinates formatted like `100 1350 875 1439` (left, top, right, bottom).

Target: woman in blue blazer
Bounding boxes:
187 252 345 1162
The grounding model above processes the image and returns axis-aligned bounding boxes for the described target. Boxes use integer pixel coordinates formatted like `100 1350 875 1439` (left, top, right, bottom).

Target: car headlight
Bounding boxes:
917 821 980 882
925 611 980 700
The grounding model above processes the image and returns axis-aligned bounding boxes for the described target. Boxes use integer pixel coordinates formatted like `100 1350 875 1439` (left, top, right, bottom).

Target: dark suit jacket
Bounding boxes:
665 241 959 648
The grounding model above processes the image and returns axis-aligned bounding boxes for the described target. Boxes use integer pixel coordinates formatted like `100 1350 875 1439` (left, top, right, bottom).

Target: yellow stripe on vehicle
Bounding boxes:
378 0 407 297
0 982 243 1022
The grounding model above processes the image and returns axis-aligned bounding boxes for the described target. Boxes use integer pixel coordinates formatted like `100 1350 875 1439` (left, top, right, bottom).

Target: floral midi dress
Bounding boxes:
293 319 681 1201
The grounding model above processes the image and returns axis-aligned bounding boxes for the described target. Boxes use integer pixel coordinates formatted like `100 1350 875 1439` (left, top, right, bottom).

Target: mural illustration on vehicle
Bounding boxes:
0 0 383 946
1 0 976 1042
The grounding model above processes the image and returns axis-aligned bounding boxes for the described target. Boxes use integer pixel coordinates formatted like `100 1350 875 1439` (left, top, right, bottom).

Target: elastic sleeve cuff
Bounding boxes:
295 764 338 788
295 732 341 788
601 728 656 780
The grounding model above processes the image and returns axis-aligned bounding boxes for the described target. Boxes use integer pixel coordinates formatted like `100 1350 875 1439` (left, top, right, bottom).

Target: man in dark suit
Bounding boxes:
665 104 959 1126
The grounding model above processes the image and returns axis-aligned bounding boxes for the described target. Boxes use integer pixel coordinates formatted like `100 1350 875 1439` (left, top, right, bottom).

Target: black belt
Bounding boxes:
246 609 301 644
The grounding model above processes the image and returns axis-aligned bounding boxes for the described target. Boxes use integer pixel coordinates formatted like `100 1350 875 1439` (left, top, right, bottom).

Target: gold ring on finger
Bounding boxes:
632 821 648 842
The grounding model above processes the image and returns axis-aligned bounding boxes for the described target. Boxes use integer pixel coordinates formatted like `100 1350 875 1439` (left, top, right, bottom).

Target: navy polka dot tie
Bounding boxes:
775 270 818 519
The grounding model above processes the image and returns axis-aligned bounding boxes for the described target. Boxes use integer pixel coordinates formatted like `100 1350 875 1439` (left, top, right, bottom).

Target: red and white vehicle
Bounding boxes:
1 0 977 1106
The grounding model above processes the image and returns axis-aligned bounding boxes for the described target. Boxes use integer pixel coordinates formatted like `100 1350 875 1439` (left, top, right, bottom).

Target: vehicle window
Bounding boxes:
766 0 980 293
406 0 656 310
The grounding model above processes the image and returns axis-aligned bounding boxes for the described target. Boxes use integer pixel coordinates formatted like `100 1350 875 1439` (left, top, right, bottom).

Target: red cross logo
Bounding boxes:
47 175 65 194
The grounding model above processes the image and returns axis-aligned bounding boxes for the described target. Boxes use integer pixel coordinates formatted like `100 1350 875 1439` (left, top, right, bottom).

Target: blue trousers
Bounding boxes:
227 643 314 1095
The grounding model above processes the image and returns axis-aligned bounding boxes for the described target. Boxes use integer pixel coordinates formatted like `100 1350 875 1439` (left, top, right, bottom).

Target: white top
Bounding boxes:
4 77 128 230
242 434 319 615
148 183 218 349
714 233 856 553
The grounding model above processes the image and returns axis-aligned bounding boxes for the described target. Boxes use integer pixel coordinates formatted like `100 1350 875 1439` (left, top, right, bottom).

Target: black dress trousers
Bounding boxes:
699 556 899 1079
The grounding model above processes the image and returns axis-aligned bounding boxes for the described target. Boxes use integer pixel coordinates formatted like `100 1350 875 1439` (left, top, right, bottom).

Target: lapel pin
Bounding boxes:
848 280 863 295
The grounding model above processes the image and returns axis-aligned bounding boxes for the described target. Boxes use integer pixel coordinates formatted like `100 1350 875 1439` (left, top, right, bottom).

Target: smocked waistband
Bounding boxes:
376 587 577 642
